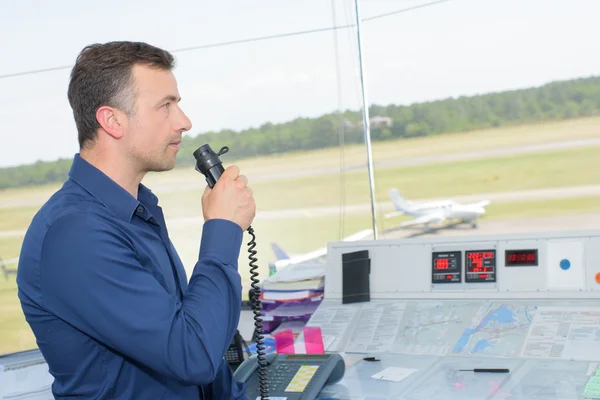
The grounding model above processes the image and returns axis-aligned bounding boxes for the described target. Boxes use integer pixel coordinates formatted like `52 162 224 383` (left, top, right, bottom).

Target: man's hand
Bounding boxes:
201 165 256 231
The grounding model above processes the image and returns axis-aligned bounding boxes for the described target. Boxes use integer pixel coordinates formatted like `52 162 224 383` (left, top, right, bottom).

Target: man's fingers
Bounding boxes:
221 165 240 180
236 175 248 188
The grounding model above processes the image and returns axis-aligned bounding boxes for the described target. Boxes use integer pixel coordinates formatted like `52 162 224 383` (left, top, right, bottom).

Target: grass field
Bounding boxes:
143 143 600 219
143 116 600 189
1 116 599 355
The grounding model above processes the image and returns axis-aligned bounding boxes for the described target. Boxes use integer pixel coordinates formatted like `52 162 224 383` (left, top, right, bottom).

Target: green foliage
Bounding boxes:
2 75 600 190
0 158 73 190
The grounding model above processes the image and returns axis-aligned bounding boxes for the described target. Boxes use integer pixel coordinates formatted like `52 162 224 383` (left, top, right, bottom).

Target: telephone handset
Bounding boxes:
234 353 346 400
193 144 269 399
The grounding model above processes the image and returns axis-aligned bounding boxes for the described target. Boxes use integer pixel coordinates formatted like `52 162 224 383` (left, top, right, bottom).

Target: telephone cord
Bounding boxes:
247 226 268 399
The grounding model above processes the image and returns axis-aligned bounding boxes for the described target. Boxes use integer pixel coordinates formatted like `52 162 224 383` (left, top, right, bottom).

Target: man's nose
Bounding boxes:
177 109 192 132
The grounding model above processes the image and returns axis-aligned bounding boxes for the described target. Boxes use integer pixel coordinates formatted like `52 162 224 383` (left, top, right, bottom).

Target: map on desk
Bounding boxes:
451 302 537 358
305 299 600 364
390 301 477 356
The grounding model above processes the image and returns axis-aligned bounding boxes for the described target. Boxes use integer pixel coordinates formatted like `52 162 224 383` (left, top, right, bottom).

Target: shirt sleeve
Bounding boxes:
201 359 251 400
40 213 244 386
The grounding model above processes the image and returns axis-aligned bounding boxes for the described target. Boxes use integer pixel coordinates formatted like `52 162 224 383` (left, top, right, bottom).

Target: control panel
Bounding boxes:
431 251 461 283
324 229 600 300
465 249 496 283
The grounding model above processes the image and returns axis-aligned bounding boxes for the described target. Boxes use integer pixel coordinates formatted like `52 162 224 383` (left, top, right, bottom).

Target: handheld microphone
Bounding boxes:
193 144 229 189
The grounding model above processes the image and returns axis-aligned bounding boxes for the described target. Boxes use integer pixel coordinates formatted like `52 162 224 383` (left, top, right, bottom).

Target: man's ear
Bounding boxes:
96 106 125 140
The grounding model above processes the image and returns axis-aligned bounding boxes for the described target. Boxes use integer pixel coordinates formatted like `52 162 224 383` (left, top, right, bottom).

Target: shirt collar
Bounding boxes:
68 153 159 222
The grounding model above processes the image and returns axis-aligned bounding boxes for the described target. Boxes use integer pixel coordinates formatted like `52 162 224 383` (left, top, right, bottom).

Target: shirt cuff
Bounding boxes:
199 219 243 266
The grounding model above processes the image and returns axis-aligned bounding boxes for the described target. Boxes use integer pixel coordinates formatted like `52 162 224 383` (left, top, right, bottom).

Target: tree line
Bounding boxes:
2 75 599 190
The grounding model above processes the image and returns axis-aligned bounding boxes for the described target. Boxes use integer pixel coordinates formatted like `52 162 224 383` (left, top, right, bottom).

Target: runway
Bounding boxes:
379 211 600 240
1 137 598 211
1 184 598 237
163 184 600 228
120 137 600 196
244 137 600 184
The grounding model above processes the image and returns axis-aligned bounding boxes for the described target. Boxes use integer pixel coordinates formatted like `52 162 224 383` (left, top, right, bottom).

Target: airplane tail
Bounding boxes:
385 188 413 218
270 243 290 261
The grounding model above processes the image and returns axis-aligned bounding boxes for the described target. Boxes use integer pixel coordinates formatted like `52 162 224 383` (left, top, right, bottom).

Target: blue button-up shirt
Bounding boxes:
17 154 250 399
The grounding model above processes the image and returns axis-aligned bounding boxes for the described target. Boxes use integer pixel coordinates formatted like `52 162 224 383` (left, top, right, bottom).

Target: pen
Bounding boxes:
363 357 380 362
459 368 510 373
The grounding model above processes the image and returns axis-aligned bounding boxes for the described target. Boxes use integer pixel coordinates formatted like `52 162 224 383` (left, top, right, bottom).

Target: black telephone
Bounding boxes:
233 353 346 400
193 144 346 400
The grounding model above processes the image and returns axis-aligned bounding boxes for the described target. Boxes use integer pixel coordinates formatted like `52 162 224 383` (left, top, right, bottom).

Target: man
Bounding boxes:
17 41 253 399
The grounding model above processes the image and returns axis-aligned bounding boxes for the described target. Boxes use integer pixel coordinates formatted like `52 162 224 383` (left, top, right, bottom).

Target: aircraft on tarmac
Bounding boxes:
269 229 373 269
1 257 18 280
384 188 490 232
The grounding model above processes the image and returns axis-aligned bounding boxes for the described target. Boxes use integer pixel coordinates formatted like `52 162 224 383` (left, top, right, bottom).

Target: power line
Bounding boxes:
0 0 450 81
362 0 450 21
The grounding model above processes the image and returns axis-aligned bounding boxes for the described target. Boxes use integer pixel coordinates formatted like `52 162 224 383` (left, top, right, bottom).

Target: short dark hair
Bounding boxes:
67 41 175 148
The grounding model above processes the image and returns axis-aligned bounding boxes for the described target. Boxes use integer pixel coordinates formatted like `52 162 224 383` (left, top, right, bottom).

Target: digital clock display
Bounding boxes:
465 250 496 283
432 251 461 283
505 249 538 266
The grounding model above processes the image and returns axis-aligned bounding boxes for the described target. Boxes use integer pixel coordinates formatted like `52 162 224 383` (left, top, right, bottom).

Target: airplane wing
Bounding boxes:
273 229 373 268
400 213 446 227
384 210 405 218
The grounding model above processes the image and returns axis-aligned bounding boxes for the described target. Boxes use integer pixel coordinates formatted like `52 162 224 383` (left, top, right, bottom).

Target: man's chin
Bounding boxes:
147 160 177 173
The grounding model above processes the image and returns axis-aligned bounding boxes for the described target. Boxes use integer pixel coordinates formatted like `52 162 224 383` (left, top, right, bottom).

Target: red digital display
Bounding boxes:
505 249 538 266
465 250 496 282
467 252 495 272
432 251 461 283
434 258 450 270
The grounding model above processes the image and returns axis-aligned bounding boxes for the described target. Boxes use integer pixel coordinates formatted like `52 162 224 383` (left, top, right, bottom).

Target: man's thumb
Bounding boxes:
221 165 240 180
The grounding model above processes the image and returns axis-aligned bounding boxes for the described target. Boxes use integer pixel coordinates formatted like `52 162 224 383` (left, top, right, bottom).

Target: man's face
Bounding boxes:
123 64 192 172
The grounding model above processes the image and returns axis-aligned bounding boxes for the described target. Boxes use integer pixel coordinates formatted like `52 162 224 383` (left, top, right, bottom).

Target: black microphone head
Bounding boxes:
193 144 229 188
193 144 221 175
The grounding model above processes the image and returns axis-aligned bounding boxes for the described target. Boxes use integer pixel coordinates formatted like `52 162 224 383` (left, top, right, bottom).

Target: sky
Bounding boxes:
0 0 599 168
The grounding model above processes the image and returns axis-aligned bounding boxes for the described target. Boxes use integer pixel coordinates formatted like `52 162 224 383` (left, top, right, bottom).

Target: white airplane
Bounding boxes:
269 229 373 269
385 188 490 231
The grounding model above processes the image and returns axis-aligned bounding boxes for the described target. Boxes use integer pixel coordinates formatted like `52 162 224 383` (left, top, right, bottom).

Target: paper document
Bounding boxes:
262 278 323 291
303 301 361 351
271 320 307 336
344 301 406 353
371 366 417 382
265 301 320 318
520 306 600 361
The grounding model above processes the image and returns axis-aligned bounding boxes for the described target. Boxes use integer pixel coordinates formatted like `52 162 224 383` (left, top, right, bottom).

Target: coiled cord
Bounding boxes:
247 226 268 399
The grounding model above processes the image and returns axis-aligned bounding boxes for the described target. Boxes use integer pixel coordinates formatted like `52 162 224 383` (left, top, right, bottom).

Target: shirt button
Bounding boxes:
137 206 144 214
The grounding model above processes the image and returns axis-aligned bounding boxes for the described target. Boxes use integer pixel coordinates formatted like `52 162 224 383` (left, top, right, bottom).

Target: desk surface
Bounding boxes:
317 352 597 399
299 298 600 400
0 345 597 399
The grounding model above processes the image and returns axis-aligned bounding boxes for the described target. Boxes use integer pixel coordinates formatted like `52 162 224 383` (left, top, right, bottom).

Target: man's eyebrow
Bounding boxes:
156 95 181 106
